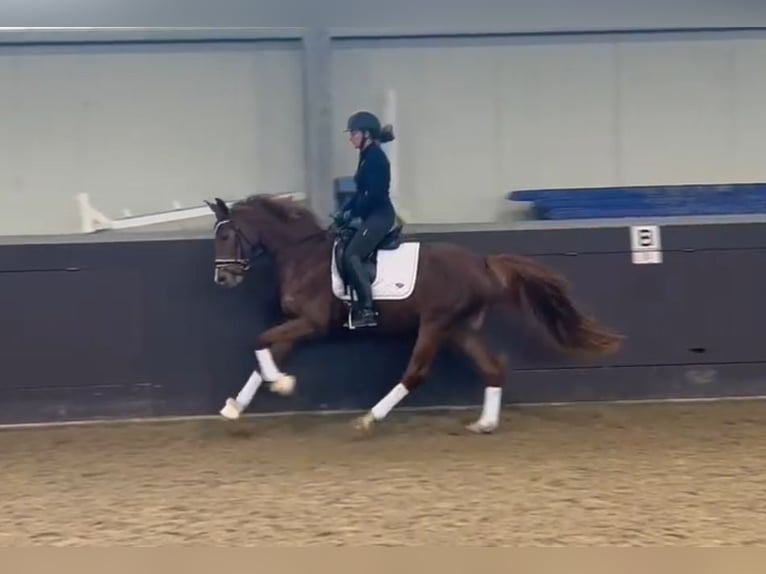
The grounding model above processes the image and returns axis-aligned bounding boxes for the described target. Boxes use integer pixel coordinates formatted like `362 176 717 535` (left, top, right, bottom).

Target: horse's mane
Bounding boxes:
232 193 323 234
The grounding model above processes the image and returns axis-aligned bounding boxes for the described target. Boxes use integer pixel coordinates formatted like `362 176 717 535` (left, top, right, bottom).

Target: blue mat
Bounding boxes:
507 183 766 219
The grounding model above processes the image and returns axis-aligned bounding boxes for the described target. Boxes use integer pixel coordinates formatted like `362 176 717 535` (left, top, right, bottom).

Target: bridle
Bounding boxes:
213 213 337 282
213 218 263 279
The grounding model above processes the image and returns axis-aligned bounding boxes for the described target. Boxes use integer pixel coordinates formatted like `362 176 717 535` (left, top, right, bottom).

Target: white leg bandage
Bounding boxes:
255 348 283 382
478 386 502 428
371 383 409 421
235 369 263 410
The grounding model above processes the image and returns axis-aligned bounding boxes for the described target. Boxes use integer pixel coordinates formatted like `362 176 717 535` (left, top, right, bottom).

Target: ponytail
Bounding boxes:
378 124 395 143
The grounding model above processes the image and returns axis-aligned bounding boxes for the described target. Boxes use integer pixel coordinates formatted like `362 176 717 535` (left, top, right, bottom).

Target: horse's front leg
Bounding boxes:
219 317 317 420
254 317 318 395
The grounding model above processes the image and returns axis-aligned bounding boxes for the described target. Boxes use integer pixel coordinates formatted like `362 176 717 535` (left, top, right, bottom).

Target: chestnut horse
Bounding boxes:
205 194 622 433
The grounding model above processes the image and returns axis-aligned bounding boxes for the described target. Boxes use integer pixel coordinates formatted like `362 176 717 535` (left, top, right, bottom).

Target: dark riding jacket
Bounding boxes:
343 142 393 221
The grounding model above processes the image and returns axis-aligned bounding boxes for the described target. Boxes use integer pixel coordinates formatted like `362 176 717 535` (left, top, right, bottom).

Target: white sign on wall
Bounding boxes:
629 225 663 264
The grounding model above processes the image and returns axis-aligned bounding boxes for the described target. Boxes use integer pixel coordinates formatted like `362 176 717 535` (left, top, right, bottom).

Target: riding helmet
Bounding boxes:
346 110 382 136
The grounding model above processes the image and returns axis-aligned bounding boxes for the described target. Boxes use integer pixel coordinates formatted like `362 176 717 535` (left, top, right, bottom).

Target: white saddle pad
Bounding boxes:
331 241 421 301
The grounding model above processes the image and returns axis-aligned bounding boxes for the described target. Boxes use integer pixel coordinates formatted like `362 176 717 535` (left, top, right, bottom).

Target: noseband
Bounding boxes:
214 219 263 273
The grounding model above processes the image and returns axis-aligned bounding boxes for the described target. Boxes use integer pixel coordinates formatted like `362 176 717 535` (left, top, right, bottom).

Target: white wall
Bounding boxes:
332 33 766 224
0 42 305 235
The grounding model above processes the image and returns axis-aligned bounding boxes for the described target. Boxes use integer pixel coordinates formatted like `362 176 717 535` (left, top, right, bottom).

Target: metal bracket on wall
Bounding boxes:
75 192 230 233
76 192 306 233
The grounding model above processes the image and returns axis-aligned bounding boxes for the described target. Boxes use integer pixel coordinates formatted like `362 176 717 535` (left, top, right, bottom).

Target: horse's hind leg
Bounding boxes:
354 319 448 432
450 327 507 434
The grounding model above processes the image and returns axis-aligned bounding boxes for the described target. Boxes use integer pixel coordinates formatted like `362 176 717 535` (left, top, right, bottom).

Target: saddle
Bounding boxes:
333 219 403 289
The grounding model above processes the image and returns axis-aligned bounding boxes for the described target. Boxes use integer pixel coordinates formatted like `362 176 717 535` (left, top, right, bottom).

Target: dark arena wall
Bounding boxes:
2 218 766 425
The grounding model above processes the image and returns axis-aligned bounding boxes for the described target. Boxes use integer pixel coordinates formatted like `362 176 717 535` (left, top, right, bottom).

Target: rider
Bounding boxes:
336 110 398 329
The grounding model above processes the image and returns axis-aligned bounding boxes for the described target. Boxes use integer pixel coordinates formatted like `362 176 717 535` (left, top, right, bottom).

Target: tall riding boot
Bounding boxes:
348 257 379 328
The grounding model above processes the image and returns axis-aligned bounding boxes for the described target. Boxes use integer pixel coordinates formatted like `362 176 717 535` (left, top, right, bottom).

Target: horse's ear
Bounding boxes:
214 198 230 219
204 199 221 221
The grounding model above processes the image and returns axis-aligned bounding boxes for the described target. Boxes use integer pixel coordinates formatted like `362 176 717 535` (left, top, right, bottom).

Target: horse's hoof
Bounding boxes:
270 375 296 396
466 420 497 434
219 398 242 421
353 412 375 433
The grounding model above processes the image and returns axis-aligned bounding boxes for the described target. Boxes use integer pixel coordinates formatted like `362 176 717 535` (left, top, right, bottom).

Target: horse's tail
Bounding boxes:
485 254 624 357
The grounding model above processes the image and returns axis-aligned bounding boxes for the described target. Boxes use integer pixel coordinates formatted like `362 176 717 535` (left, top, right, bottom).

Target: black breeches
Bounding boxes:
342 208 395 304
344 210 394 264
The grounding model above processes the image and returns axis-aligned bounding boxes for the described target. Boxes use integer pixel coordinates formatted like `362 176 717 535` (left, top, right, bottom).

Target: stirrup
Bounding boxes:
351 308 378 329
346 306 378 330
345 306 355 330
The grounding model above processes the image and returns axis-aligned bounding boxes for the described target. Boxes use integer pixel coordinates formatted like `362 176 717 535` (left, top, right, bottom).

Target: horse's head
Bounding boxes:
205 193 323 288
205 197 261 288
